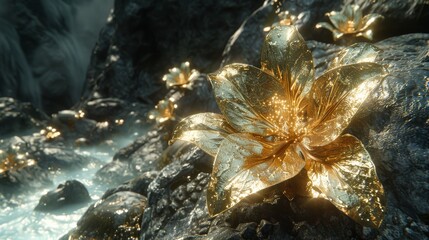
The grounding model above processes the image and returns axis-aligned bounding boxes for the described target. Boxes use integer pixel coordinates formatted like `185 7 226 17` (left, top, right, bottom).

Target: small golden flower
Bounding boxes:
316 4 383 41
148 98 177 124
162 62 199 89
172 26 387 228
40 126 61 140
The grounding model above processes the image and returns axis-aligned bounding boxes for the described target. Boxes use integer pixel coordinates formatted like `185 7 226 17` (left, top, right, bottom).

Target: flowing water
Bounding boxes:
0 131 140 240
0 149 110 240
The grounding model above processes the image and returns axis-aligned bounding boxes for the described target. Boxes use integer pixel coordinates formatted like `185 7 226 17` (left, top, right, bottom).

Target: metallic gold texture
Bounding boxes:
171 26 387 228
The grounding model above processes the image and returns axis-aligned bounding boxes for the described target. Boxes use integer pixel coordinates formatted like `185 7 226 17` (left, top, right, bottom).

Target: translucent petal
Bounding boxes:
306 134 385 228
304 63 387 146
261 26 314 96
328 12 349 33
328 43 380 70
207 133 305 215
351 5 363 28
357 29 374 41
148 99 176 123
316 22 344 41
209 64 290 136
358 14 383 31
171 113 235 156
315 22 336 32
342 5 354 20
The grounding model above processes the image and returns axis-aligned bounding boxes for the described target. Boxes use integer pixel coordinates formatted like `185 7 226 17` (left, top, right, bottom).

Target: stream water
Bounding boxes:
0 145 126 240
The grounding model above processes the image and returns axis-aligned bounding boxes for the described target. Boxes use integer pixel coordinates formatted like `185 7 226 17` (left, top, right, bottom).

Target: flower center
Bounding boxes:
346 20 356 33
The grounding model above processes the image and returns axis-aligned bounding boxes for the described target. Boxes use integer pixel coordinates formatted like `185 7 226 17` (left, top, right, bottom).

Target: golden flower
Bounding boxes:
148 98 177 124
172 26 387 228
316 4 383 41
162 61 199 89
40 126 61 140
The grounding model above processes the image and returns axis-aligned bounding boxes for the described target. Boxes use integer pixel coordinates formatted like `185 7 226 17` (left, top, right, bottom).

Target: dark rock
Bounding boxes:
140 145 212 239
80 98 127 122
94 126 171 185
34 180 91 212
66 191 147 239
0 136 97 197
0 97 48 137
222 0 429 64
165 74 220 119
81 0 265 106
102 171 158 199
136 33 429 239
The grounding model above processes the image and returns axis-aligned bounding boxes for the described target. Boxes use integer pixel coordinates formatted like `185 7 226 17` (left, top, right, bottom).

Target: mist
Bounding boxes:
0 0 113 113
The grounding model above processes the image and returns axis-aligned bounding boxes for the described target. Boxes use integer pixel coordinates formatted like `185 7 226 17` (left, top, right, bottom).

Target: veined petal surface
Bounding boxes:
261 26 314 96
304 63 387 146
209 64 290 136
208 133 305 215
171 113 235 156
328 43 380 70
306 134 385 228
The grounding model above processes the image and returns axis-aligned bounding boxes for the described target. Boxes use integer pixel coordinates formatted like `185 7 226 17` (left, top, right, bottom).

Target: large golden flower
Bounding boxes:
316 4 383 41
172 26 387 228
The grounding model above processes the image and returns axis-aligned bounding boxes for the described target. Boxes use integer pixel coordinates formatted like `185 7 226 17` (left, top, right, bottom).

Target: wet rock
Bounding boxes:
80 98 127 122
140 145 212 239
0 136 97 197
102 171 158 199
95 125 171 186
0 97 48 137
165 74 219 118
34 180 91 212
222 0 429 64
81 0 265 106
66 191 147 239
137 33 429 239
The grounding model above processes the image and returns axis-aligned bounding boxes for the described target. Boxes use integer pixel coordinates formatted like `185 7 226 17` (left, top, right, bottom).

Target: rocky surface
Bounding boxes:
1 0 428 239
0 98 48 137
80 0 265 109
63 191 147 240
34 180 91 212
222 0 429 68
136 34 429 239
0 136 97 198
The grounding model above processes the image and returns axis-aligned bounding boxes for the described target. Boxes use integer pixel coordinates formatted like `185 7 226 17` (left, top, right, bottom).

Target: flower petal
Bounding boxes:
328 43 380 70
209 63 289 136
304 63 387 146
207 133 305 215
306 134 385 228
261 26 314 96
316 22 345 41
358 14 383 31
171 113 236 156
356 29 374 41
328 11 349 33
351 5 362 28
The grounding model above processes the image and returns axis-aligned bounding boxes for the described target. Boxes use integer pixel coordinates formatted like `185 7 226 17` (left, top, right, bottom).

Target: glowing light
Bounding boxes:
75 110 85 119
148 98 176 124
316 4 384 41
40 126 61 140
171 26 387 228
162 61 199 89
